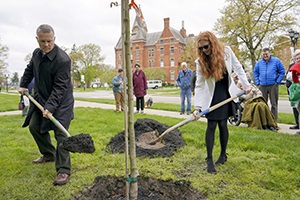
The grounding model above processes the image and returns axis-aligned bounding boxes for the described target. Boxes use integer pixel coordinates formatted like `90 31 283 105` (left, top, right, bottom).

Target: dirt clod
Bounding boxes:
61 133 95 153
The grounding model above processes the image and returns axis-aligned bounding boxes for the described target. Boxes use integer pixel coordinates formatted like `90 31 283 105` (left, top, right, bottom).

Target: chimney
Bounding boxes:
164 18 170 29
180 20 187 38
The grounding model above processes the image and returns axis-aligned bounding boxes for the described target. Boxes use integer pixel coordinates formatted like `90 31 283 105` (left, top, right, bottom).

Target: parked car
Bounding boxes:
147 80 162 89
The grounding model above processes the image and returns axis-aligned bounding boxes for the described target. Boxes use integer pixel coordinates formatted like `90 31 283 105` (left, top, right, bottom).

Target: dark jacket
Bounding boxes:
133 70 148 97
20 44 74 133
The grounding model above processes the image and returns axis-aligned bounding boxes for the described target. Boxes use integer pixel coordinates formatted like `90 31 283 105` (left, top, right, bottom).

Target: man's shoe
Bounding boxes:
289 125 299 130
268 126 276 132
180 112 183 115
187 111 191 115
32 156 55 164
53 173 70 186
295 132 300 135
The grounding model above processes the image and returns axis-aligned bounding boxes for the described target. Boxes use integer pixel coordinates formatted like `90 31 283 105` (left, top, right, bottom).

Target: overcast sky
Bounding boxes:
0 0 225 77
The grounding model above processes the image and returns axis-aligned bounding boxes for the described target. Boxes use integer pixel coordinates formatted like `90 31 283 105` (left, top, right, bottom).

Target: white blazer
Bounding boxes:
194 46 250 110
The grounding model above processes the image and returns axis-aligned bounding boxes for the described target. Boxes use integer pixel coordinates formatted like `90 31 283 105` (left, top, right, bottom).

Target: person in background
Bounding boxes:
18 24 74 186
253 47 285 121
286 49 300 130
287 53 300 135
133 64 148 114
177 62 193 115
193 31 251 174
112 68 124 112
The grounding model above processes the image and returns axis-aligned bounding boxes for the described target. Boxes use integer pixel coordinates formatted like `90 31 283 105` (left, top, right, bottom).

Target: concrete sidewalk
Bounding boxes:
0 100 297 135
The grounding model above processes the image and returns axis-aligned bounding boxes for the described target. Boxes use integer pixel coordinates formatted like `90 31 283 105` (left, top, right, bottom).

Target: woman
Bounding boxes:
193 31 250 174
133 64 148 114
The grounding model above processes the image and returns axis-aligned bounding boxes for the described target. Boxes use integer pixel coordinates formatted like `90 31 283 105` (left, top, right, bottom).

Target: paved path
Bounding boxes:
1 100 296 135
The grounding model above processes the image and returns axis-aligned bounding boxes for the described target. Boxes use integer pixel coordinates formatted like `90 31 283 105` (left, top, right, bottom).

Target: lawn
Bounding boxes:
0 92 300 199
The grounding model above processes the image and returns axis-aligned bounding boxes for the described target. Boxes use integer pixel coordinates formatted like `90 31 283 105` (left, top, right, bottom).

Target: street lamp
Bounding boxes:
5 74 9 92
288 29 299 63
289 29 299 47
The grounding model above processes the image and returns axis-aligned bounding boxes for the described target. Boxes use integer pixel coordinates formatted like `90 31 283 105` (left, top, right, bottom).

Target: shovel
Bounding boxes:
25 92 95 153
149 91 246 145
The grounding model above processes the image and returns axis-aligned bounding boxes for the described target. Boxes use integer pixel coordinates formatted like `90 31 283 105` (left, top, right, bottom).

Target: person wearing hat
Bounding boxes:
112 68 124 112
286 49 300 130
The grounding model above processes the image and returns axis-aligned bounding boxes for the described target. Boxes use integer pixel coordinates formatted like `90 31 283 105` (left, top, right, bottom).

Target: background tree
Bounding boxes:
180 36 197 71
143 68 166 80
0 38 9 83
69 43 105 87
11 72 19 84
24 53 32 64
214 0 300 70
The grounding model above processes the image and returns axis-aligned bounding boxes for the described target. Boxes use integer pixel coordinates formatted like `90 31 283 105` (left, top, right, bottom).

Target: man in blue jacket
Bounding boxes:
177 62 193 115
253 48 285 120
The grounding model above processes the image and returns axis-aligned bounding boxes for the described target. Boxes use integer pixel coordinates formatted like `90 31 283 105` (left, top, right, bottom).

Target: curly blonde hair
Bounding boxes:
197 31 226 81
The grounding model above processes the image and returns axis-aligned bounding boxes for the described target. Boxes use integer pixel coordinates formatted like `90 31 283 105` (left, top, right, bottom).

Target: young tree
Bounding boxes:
214 0 300 69
0 39 9 78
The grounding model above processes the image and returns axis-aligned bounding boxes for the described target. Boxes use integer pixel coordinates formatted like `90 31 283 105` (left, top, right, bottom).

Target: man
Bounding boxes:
18 24 74 186
112 68 124 112
253 48 285 120
177 62 193 115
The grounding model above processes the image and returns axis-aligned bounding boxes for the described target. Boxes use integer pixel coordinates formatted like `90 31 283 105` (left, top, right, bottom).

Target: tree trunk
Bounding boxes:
123 0 139 199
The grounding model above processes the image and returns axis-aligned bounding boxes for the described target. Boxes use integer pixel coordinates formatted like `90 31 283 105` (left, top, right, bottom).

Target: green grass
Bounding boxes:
0 93 21 112
0 107 300 199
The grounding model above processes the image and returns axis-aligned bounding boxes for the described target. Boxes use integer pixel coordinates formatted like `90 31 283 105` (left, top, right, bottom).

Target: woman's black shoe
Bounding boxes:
206 158 217 174
215 154 227 165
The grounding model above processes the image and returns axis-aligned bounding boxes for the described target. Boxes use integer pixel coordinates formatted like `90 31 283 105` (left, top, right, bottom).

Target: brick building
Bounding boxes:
114 9 195 84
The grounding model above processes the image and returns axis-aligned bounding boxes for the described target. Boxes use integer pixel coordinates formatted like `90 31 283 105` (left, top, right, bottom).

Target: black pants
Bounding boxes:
29 110 71 174
205 119 228 159
136 96 145 111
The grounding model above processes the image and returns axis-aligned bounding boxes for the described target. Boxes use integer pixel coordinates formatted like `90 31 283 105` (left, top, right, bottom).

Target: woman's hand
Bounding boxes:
193 109 201 121
244 87 252 94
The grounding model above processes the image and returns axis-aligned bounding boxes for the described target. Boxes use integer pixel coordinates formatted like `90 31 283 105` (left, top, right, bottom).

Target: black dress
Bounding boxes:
206 72 233 120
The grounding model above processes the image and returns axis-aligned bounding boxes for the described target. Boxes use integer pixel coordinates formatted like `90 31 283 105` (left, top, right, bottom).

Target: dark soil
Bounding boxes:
71 176 206 200
71 119 205 199
61 133 95 153
107 118 186 158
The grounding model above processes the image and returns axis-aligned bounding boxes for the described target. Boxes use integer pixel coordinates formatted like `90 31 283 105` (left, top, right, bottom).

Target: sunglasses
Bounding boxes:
198 45 209 51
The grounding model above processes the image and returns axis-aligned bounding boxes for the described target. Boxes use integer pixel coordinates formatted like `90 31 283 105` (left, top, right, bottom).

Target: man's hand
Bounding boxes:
42 109 52 119
18 87 28 95
244 87 252 94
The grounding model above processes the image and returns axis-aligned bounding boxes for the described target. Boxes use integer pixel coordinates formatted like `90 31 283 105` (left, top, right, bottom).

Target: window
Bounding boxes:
151 49 154 57
160 39 164 44
170 70 175 81
151 60 154 67
160 48 164 55
170 46 174 54
160 59 164 67
118 62 122 69
170 58 175 67
136 50 140 58
148 49 151 57
117 52 122 60
170 38 174 43
148 60 151 68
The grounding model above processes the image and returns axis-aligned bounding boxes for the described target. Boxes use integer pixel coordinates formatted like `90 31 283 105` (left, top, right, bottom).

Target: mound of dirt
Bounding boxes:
71 176 206 200
107 118 185 158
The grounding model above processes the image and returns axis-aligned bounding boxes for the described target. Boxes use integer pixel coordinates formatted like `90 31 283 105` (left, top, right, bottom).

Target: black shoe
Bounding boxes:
289 125 299 130
206 158 217 174
180 112 183 115
267 126 276 132
215 154 227 166
295 132 300 135
262 125 268 130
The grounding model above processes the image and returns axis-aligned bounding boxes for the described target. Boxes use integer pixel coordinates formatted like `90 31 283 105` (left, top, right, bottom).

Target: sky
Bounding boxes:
0 0 226 78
